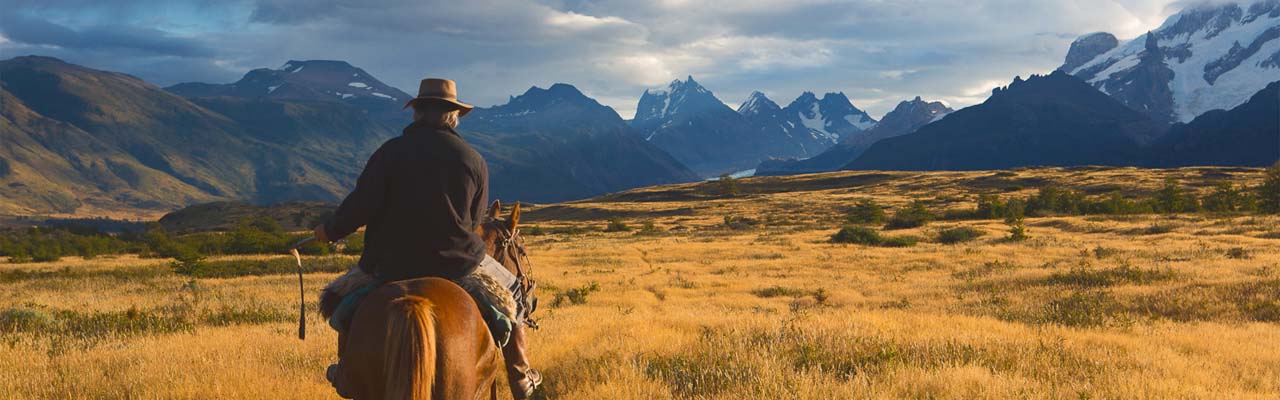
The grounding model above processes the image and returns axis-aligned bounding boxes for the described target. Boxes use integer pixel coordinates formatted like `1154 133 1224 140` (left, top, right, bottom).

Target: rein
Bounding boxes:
487 221 539 329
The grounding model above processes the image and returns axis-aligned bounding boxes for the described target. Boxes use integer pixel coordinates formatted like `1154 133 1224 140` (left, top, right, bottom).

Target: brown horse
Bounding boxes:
330 200 533 400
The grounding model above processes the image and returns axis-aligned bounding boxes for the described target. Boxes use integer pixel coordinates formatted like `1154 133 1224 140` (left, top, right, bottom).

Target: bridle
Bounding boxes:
485 219 539 329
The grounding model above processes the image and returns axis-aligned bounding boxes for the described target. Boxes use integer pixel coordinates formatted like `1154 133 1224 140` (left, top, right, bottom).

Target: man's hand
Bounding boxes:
314 224 330 243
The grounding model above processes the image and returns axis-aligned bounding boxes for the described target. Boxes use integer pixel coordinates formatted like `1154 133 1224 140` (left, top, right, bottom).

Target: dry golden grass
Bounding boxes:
2 167 1278 399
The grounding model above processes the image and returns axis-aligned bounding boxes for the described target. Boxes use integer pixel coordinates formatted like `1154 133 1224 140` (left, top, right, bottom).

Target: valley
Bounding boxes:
2 167 1278 399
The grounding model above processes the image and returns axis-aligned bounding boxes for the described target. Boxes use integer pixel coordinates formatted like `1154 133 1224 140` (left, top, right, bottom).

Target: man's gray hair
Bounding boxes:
412 102 461 129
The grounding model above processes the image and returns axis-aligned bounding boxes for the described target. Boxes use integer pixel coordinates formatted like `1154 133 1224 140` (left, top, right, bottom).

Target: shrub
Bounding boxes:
1155 178 1201 213
937 227 983 244
1226 247 1250 259
830 226 882 245
885 201 934 230
846 199 885 224
552 282 600 307
340 231 364 255
1261 162 1280 213
604 217 631 232
879 235 919 247
831 226 917 247
752 286 813 298
635 221 664 236
716 174 741 197
723 216 760 230
1005 199 1028 241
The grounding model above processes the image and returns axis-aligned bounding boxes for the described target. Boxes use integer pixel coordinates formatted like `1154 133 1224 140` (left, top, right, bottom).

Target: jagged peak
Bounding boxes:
738 91 781 115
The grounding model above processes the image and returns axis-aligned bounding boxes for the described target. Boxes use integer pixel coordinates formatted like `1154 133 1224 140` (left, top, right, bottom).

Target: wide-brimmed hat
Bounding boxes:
403 78 474 117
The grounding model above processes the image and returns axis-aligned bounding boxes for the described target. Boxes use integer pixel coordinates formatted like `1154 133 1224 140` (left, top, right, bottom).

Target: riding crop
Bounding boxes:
289 236 315 340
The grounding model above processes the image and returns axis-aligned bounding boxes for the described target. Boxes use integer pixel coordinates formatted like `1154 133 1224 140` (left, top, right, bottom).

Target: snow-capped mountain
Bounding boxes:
1062 0 1280 123
628 77 834 175
737 91 847 158
737 91 782 116
845 71 1164 171
781 92 877 142
167 60 414 124
464 83 698 201
756 96 951 176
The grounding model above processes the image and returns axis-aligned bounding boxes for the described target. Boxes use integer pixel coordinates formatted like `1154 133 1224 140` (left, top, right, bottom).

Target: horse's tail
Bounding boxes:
383 295 437 400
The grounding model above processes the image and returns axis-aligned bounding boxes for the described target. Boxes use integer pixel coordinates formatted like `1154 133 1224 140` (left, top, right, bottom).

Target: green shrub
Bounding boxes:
1155 178 1201 213
751 286 814 298
846 199 885 224
604 217 631 232
937 227 984 244
879 235 919 247
723 216 760 230
340 232 364 255
635 221 664 236
885 201 934 230
717 174 741 197
552 282 600 307
831 226 917 247
830 226 882 245
1005 199 1028 241
1261 162 1280 213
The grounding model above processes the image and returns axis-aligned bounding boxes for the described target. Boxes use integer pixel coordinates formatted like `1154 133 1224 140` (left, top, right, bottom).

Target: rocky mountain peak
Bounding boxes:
1063 0 1280 123
737 91 781 116
1061 32 1120 72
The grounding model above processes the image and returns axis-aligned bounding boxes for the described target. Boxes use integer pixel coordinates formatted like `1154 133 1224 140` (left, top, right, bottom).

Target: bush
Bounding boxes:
723 216 760 230
1005 199 1028 241
1261 162 1280 213
1155 178 1200 213
552 282 600 307
846 199 885 224
604 217 631 232
831 226 917 247
885 201 934 230
635 221 664 236
937 227 984 244
716 174 741 197
340 231 364 255
879 235 919 247
830 226 882 245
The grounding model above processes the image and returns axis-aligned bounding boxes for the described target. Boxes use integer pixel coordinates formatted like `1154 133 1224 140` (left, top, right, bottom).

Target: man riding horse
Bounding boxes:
313 78 542 399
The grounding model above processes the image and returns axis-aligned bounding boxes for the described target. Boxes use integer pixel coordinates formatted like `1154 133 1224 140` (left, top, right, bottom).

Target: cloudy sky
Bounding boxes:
0 0 1195 118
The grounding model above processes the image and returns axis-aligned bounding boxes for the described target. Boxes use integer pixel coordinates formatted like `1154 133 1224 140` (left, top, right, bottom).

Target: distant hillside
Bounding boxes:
463 83 698 202
630 77 848 176
845 71 1164 171
1150 81 1280 167
157 201 333 234
166 60 697 204
758 96 950 176
168 60 413 126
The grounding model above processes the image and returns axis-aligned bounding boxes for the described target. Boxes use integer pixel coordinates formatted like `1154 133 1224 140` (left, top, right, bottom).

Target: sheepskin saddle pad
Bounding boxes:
319 255 518 346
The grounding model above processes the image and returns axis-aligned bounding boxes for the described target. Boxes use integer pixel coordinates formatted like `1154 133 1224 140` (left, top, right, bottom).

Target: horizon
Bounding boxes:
0 0 1190 119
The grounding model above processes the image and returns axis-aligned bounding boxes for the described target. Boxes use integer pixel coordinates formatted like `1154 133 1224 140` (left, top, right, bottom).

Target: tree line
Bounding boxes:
0 216 363 264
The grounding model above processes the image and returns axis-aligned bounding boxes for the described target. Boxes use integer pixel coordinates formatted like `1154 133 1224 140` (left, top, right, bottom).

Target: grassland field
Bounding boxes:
2 166 1278 399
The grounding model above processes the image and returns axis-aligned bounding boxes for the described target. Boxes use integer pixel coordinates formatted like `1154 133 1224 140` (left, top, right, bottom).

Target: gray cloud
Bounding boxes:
0 0 1188 118
0 14 214 57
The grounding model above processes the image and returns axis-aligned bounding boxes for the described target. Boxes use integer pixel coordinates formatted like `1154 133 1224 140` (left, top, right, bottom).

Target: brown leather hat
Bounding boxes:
403 78 474 117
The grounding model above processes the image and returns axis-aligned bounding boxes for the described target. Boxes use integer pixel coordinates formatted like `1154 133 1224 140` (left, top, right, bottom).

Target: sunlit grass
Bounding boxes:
1 167 1278 399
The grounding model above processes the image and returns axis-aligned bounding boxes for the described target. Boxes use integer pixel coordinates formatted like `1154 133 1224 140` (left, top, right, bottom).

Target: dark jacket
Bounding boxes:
323 120 489 281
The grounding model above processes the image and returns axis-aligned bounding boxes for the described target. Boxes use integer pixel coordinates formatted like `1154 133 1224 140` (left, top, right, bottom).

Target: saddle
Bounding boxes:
319 256 521 346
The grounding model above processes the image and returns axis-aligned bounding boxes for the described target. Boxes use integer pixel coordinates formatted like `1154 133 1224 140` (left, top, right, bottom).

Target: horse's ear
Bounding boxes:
487 200 501 221
508 202 521 230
